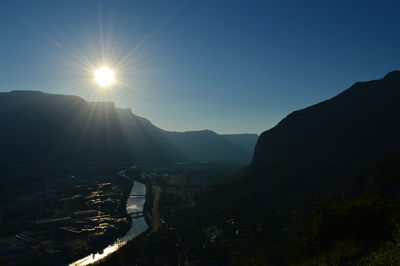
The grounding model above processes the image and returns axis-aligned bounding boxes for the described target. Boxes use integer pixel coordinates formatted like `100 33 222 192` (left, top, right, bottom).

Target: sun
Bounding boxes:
94 66 116 88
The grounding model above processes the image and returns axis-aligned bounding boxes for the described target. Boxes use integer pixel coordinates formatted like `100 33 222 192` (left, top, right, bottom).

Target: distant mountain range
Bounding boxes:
161 130 257 162
0 91 256 174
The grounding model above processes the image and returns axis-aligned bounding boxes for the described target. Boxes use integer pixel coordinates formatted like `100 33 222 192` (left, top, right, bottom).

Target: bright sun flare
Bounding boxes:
94 66 116 88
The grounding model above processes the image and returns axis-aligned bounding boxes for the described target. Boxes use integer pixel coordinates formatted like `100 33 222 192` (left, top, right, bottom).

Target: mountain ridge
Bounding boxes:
245 71 400 205
160 129 254 162
0 90 256 175
0 90 184 172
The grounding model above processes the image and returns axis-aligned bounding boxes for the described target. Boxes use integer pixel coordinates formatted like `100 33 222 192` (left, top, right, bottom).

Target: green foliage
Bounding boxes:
356 241 400 266
291 194 396 265
355 219 400 265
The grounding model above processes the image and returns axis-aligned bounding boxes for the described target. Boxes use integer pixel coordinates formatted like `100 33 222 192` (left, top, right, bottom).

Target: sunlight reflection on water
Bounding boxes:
126 204 140 211
69 181 148 266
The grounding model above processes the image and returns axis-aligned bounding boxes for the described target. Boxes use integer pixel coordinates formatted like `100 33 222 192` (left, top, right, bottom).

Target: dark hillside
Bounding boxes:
0 91 184 173
247 71 400 204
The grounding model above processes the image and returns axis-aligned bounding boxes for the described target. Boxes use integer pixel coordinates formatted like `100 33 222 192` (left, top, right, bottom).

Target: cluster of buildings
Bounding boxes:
0 172 132 265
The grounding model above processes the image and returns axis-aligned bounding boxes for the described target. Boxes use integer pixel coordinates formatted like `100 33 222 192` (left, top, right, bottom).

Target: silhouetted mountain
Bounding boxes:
244 71 400 204
177 71 400 264
0 91 184 173
220 133 258 152
161 130 253 162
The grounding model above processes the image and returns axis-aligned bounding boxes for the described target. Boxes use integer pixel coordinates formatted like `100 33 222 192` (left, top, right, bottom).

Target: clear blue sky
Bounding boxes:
1 0 400 134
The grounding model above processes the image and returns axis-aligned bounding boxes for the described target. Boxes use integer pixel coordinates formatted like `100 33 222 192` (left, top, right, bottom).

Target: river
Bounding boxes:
69 180 149 266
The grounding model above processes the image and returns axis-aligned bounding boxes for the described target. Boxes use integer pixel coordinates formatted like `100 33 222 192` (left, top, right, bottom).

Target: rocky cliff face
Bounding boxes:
247 71 400 203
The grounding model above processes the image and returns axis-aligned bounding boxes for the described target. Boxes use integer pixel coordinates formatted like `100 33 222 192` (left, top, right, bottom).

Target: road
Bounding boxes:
147 182 162 233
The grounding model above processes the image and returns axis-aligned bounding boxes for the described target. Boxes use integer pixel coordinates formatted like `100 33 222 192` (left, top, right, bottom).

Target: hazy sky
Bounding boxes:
1 0 400 134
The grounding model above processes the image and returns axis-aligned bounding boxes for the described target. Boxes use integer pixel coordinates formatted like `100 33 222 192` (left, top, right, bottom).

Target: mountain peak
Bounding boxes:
249 71 400 205
383 70 400 80
10 90 44 94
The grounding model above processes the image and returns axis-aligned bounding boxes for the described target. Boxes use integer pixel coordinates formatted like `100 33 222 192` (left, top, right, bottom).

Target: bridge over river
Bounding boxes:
129 210 144 218
70 176 148 266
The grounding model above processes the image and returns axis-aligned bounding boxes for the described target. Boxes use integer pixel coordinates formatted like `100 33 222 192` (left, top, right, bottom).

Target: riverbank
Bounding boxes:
70 177 147 266
132 173 162 234
142 182 162 233
91 177 164 266
67 174 134 265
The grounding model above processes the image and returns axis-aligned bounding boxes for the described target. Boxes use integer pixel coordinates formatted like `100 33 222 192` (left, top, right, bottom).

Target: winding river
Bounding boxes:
69 180 149 266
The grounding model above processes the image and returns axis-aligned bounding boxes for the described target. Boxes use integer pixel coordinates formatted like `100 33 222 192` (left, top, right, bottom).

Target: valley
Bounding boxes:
2 72 400 265
2 1 400 265
92 71 400 265
93 162 247 266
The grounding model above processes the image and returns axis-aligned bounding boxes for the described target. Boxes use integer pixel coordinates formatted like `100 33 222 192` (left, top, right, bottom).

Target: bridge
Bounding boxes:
129 194 145 198
129 211 144 218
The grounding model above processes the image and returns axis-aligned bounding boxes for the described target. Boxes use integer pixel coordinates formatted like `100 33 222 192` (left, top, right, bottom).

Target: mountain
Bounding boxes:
245 71 400 204
220 133 258 153
92 71 400 266
183 71 400 264
0 91 256 175
0 91 184 173
161 129 253 162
